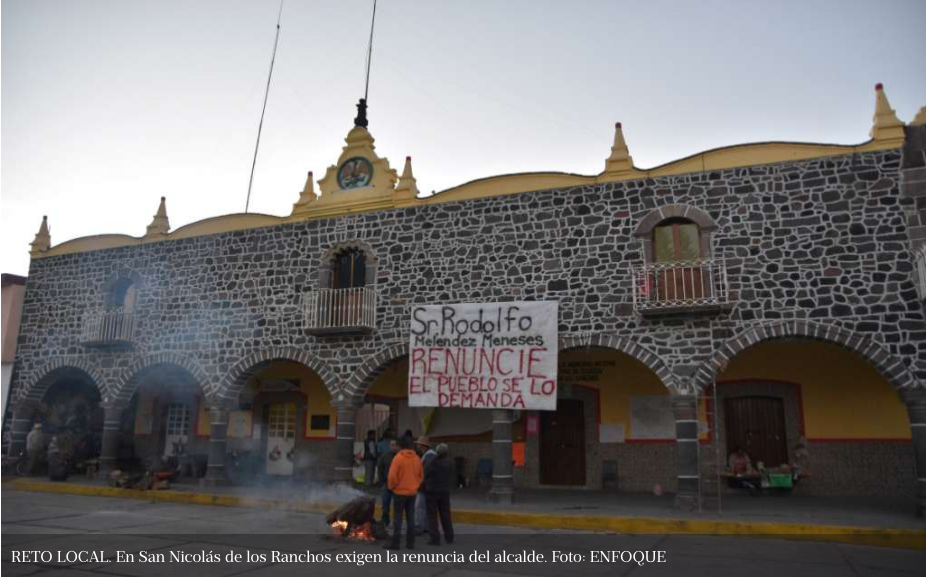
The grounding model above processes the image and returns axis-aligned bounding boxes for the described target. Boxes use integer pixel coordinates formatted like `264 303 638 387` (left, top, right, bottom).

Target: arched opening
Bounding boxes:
226 360 337 484
308 244 377 333
708 339 913 502
359 355 519 490
651 218 708 302
105 277 137 312
331 247 367 289
27 368 104 476
554 348 699 492
119 364 207 479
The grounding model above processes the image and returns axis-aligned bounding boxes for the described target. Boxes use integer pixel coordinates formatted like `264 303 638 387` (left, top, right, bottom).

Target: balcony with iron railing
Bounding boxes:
304 286 377 335
632 258 730 315
81 307 135 347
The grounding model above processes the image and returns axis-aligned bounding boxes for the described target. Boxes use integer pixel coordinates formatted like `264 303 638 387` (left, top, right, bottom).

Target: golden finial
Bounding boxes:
145 196 170 237
911 106 926 126
394 156 419 206
291 171 318 215
870 83 905 143
603 122 634 177
30 215 51 257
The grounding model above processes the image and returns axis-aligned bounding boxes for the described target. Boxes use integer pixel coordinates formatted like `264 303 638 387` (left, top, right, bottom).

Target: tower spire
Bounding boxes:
870 82 904 143
603 122 634 177
145 196 170 238
30 215 51 257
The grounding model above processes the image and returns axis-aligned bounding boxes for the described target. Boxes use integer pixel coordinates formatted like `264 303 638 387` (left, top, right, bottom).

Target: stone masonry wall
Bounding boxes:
10 149 924 448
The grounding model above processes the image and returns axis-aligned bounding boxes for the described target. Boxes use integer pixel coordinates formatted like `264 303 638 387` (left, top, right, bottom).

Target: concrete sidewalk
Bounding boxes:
5 476 925 550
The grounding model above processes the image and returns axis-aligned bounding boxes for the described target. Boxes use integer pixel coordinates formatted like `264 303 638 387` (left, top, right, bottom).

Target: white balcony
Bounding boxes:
915 246 926 301
632 259 730 315
304 286 376 335
81 308 135 347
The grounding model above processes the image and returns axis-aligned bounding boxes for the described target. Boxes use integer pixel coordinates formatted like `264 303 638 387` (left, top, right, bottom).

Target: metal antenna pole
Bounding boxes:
245 0 285 214
363 0 378 102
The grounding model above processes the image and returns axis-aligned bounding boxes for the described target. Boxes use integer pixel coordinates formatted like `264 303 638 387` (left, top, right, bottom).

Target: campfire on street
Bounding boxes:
325 497 387 542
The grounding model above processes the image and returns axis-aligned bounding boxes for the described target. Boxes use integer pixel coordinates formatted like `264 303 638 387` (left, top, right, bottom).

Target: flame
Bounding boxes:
329 520 375 541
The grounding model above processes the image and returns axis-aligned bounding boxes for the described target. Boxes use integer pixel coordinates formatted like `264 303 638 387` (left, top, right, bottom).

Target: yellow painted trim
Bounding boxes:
32 136 904 260
8 478 926 550
41 214 285 258
168 213 281 240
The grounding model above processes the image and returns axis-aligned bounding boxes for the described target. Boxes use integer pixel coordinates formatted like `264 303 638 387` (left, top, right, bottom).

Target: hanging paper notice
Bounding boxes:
408 302 559 410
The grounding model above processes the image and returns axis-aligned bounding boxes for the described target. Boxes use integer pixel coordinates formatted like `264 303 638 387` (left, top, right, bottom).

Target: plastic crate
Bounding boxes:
767 473 793 489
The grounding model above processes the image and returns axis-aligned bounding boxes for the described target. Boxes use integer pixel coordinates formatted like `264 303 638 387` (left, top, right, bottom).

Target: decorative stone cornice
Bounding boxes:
870 83 905 144
144 197 170 238
393 156 419 207
29 215 50 257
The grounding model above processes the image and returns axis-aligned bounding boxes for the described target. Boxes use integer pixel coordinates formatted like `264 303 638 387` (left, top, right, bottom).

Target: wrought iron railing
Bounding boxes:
915 246 926 301
632 259 729 314
81 307 135 346
304 286 376 333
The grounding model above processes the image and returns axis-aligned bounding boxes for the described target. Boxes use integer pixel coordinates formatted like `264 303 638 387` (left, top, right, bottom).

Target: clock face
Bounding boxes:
337 157 373 189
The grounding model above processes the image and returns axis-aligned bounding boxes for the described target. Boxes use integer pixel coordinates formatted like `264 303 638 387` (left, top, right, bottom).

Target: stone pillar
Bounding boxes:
203 406 230 486
901 389 926 517
334 403 358 484
672 395 701 510
7 403 35 457
98 404 124 474
488 409 514 503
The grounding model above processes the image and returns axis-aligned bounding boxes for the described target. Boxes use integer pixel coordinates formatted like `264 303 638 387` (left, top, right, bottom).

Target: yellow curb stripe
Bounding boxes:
9 479 926 550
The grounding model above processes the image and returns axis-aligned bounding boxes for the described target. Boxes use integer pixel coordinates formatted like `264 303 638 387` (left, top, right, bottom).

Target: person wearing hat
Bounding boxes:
424 443 455 545
414 436 436 534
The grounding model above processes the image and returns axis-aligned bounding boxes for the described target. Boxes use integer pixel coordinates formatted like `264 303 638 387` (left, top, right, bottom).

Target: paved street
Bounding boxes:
2 490 925 576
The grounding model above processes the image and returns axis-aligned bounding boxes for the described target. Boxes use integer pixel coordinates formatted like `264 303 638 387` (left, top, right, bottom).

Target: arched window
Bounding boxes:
653 218 701 263
331 247 366 289
105 277 137 312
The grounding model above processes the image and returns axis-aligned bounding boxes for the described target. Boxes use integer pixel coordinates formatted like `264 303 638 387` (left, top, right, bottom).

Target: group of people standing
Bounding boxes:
362 429 454 550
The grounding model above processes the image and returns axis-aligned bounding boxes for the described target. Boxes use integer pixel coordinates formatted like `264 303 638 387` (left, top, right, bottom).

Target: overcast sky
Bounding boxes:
2 0 925 277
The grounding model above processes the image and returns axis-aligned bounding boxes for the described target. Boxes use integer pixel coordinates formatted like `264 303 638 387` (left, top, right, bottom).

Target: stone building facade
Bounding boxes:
7 87 926 515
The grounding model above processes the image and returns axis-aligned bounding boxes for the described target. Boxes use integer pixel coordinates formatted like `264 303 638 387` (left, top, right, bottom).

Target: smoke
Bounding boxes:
224 446 364 507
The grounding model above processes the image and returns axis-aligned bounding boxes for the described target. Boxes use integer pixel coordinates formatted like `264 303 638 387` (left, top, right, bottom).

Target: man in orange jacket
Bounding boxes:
385 435 423 550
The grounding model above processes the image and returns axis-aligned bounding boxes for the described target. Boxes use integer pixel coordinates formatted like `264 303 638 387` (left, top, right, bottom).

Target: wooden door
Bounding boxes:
540 399 586 486
724 396 788 468
265 403 296 476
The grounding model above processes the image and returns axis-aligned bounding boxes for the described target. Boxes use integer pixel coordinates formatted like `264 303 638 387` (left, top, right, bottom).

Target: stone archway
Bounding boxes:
112 352 210 408
219 347 339 406
8 362 106 470
341 342 407 403
694 320 926 515
213 348 340 484
559 333 679 393
692 320 919 394
16 359 107 405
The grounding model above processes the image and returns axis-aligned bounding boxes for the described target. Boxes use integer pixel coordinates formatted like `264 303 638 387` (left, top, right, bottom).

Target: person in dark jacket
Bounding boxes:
379 439 398 526
363 430 378 487
423 443 454 545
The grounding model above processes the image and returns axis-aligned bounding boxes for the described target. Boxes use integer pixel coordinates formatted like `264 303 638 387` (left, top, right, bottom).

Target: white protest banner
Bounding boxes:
408 302 558 410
